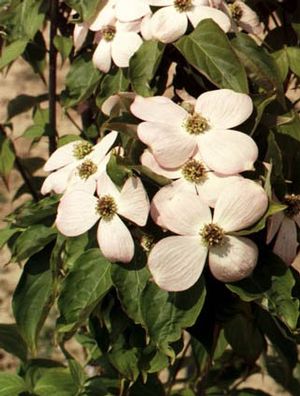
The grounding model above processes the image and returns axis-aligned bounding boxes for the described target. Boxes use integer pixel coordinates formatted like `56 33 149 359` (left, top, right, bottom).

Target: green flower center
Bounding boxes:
174 0 192 12
181 159 207 184
73 141 93 160
101 25 116 41
184 113 209 135
96 195 117 220
77 159 97 180
200 223 225 247
229 3 243 21
283 194 300 218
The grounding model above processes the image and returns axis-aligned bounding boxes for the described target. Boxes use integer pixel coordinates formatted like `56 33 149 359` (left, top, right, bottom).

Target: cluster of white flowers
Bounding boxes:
43 88 270 291
73 0 262 72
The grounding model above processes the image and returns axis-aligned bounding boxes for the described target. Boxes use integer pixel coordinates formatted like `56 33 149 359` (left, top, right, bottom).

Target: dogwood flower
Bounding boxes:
142 149 243 211
92 19 143 72
56 172 150 263
131 89 258 174
115 0 151 22
228 1 263 35
41 131 118 195
267 194 300 265
148 0 231 43
73 22 89 51
148 179 268 291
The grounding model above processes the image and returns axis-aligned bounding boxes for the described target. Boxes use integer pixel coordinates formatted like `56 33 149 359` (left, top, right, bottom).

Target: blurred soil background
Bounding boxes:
0 55 299 395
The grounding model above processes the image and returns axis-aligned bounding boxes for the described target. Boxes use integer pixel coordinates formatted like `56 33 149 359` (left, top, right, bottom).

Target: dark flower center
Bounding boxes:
201 223 225 247
184 113 209 135
101 25 116 41
182 159 207 184
174 0 192 12
73 141 93 160
77 159 97 180
283 194 300 218
96 195 117 220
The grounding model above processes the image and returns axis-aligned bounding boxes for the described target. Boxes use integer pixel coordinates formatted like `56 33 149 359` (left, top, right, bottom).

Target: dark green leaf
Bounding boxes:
0 373 27 396
232 33 283 95
7 93 48 120
276 111 300 142
64 0 103 21
61 54 102 108
12 224 57 261
228 252 299 330
96 68 129 108
57 249 112 334
271 49 289 82
12 247 54 353
129 40 165 96
176 20 248 92
106 153 131 187
0 323 27 361
0 225 22 249
83 377 120 396
141 279 206 354
129 375 165 396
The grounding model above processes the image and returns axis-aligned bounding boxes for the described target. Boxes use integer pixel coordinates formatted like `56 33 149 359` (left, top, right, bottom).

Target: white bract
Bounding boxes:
148 0 231 43
56 172 150 263
41 131 118 195
148 179 268 291
131 89 258 174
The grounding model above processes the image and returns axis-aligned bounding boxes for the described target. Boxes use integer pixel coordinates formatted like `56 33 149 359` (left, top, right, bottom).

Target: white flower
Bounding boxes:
148 179 268 291
41 131 118 195
92 20 143 73
131 89 258 174
148 0 231 43
56 172 150 263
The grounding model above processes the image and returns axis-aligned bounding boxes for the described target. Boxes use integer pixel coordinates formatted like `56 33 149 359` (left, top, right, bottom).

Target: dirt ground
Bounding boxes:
0 56 298 394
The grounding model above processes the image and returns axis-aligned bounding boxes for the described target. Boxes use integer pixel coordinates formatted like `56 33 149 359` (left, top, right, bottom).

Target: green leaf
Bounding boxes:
16 0 48 40
64 0 103 21
287 47 300 76
33 368 77 396
276 111 300 142
231 33 283 95
251 93 277 135
129 40 165 96
61 54 102 108
7 93 48 120
54 35 73 63
271 49 289 82
13 195 59 227
106 153 131 187
224 312 265 362
96 68 129 108
0 133 15 178
228 252 299 330
57 249 112 334
0 225 22 249
111 249 150 325
0 323 27 361
109 345 140 381
175 19 248 93
83 377 120 396
11 224 57 261
12 247 54 353
265 130 284 184
141 279 206 353
0 373 27 396
0 39 28 70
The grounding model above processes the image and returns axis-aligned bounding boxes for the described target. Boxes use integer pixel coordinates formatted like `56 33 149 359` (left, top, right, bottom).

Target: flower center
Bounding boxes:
229 2 243 21
283 194 300 218
181 159 207 184
77 159 97 180
174 0 192 12
200 223 225 247
101 25 116 41
73 141 93 160
184 113 209 135
96 195 117 220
